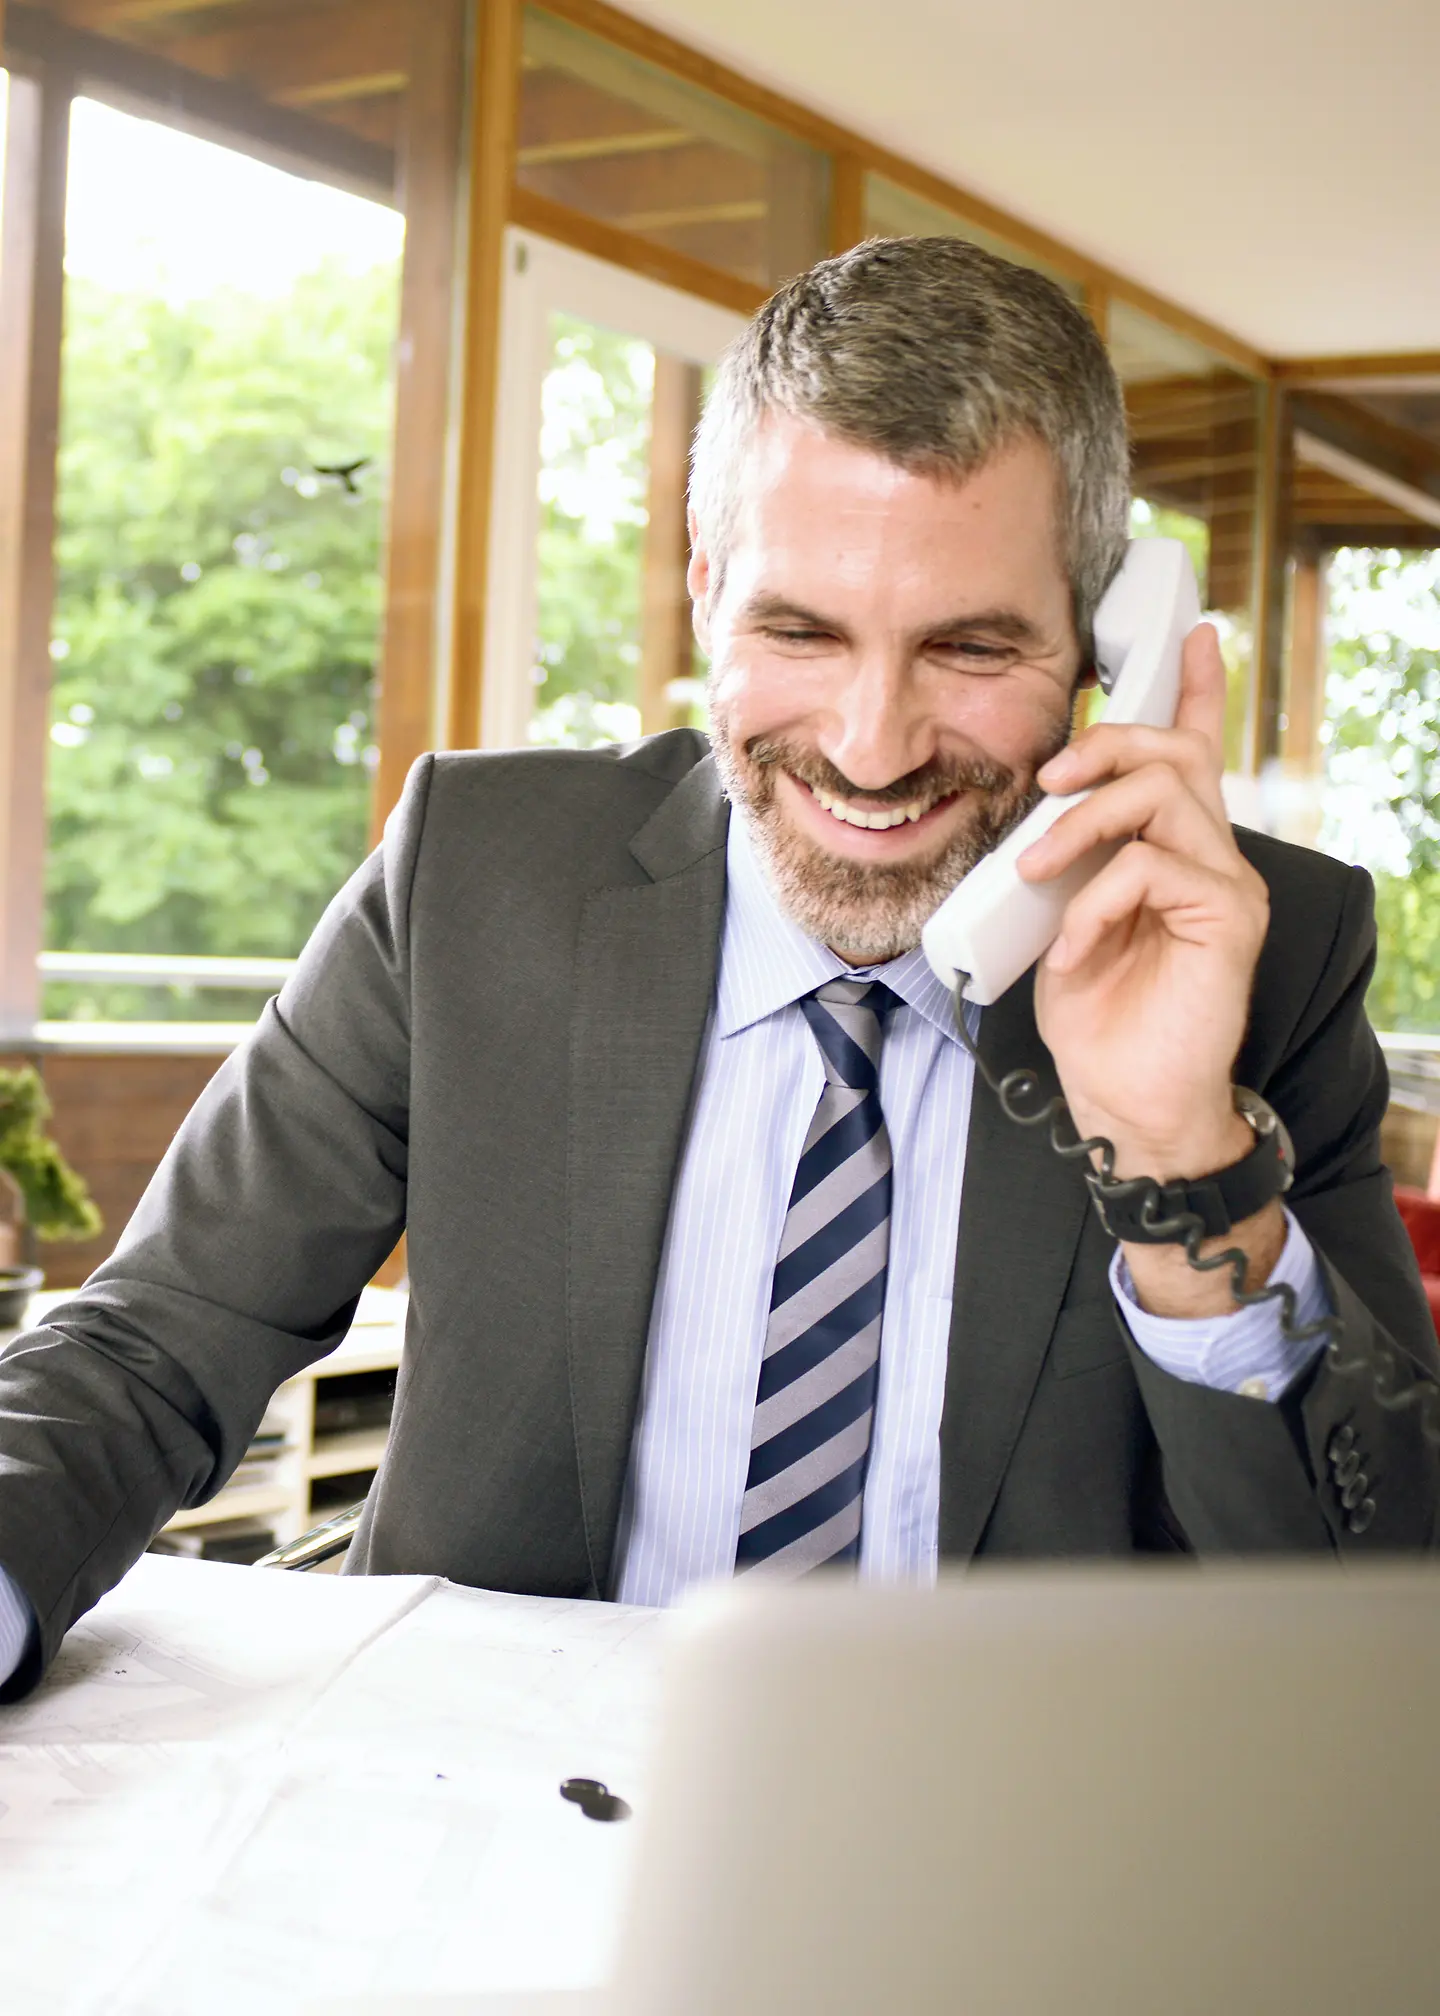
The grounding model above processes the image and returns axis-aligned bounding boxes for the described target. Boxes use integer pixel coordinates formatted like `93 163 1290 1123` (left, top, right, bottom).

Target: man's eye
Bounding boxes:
765 626 829 644
936 640 1009 664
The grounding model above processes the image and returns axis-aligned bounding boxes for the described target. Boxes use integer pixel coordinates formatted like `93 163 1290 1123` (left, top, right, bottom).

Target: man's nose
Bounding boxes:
820 655 933 791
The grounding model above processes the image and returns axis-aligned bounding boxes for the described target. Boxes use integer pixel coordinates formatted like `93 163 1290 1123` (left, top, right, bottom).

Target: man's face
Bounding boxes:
692 417 1083 964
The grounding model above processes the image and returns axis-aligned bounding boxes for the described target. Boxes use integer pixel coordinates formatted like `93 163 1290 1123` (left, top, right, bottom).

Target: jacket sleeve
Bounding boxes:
1123 862 1440 1555
0 758 433 1699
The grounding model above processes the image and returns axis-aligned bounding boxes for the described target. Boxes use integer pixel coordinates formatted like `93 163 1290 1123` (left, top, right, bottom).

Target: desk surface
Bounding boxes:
0 1556 664 2015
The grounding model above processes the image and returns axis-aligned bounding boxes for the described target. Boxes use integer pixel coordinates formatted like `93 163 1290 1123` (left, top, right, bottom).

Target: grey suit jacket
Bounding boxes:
1 732 1437 1698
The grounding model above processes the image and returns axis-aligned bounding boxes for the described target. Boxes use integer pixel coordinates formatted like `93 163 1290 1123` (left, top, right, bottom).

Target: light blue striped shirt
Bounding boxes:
0 816 1329 1682
611 811 1329 1606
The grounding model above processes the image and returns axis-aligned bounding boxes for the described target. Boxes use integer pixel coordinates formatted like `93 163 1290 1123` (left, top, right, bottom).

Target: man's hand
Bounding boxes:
1016 619 1283 1319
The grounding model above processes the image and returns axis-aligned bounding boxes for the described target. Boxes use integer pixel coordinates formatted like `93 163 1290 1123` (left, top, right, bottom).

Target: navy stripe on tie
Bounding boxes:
769 1172 891 1310
789 1092 885 1206
744 1367 878 1491
735 1450 870 1563
800 1009 878 1092
755 1273 887 1404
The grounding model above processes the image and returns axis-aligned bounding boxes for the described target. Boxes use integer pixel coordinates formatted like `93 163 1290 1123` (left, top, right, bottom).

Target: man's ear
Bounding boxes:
687 507 713 654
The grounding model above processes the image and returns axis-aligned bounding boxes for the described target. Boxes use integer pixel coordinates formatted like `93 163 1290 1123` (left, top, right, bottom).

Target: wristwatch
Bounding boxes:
1085 1087 1296 1245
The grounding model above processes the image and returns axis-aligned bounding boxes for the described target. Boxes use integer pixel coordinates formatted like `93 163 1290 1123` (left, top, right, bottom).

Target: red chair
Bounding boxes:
1393 1185 1440 1341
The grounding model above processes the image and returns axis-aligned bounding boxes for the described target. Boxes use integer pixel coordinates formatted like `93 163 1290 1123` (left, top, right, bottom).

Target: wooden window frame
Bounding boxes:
0 1 467 1039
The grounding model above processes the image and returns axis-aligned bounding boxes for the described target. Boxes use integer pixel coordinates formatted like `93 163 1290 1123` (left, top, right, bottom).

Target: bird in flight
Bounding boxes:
312 457 372 495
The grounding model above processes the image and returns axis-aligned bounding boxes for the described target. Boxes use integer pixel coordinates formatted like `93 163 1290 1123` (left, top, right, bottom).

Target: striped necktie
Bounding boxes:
735 978 897 1576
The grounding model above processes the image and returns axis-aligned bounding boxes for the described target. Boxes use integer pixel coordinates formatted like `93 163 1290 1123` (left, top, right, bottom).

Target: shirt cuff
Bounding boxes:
1109 1207 1332 1401
0 1561 36 1688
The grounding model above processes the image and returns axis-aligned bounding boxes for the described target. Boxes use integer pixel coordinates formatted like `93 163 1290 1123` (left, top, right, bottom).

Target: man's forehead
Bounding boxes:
721 420 1068 595
729 416 1061 530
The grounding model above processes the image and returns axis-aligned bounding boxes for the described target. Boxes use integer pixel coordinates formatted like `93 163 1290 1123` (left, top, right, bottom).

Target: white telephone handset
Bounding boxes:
921 537 1202 1005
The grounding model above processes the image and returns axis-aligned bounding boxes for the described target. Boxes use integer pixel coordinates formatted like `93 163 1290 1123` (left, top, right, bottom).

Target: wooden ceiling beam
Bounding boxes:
1128 450 1257 488
162 0 408 100
1290 388 1440 517
519 139 761 220
59 0 244 25
278 72 407 109
5 1 394 200
615 197 763 233
518 67 690 152
517 126 691 167
1297 524 1440 550
1276 351 1440 386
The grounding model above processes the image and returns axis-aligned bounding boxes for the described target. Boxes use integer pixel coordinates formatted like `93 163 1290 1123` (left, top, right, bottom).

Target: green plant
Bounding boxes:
0 1068 102 1242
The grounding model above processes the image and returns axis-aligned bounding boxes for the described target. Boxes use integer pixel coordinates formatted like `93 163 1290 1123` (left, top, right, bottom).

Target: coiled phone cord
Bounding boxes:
949 977 1440 1467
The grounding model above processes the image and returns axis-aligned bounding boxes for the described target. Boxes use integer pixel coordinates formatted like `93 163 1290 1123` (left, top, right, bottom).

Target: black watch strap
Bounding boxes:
1086 1088 1295 1245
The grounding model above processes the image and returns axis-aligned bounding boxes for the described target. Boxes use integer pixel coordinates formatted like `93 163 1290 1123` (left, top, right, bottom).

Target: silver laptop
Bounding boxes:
332 1563 1440 2013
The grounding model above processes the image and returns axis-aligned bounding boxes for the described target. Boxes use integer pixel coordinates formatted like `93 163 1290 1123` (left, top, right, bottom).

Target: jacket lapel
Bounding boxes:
938 971 1092 1560
566 758 729 1594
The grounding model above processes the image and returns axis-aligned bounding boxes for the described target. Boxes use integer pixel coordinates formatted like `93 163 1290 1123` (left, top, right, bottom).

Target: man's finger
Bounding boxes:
1045 839 1265 975
1019 761 1237 884
1172 619 1227 755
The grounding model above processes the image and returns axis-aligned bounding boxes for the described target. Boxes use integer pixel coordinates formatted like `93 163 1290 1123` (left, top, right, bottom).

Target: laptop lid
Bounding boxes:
321 1563 1440 2014
612 1563 1440 2014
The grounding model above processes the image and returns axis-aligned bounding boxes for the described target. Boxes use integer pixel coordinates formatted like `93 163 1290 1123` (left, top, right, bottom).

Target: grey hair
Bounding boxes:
690 235 1131 645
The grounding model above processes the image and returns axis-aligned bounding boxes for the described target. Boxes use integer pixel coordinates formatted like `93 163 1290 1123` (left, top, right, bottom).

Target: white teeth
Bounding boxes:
809 783 932 830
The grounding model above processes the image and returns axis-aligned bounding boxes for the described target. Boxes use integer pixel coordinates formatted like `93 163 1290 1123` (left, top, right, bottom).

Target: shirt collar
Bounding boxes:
715 810 973 1046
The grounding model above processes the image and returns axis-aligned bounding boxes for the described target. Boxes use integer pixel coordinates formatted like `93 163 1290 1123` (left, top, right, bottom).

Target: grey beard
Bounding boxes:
711 715 1061 963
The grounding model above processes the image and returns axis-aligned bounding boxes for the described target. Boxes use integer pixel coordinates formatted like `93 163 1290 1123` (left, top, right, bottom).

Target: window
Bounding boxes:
518 9 830 291
43 100 404 1026
864 174 1082 299
482 232 742 753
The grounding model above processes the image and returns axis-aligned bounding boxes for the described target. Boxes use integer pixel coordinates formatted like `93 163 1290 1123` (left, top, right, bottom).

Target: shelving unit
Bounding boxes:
2 1286 406 1557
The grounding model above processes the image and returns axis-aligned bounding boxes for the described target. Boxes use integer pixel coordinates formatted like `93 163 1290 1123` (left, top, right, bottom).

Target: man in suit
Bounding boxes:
0 236 1436 1698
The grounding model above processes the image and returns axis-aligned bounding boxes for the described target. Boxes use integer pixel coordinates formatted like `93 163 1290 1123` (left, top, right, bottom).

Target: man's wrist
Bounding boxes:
1120 1195 1289 1319
1073 1104 1254 1187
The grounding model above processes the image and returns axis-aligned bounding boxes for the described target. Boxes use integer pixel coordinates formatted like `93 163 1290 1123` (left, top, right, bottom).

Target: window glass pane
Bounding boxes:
1110 300 1262 768
44 98 403 1026
530 312 655 748
863 173 1082 300
527 311 710 750
1320 546 1440 1034
519 9 829 290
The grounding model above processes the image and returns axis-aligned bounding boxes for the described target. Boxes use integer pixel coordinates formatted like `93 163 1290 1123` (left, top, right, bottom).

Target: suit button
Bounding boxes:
1334 1450 1361 1488
1348 1498 1377 1536
1341 1472 1369 1512
1328 1426 1356 1464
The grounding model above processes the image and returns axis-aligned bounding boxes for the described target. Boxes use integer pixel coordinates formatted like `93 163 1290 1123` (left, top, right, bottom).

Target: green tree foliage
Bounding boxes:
1323 547 1440 1031
45 257 399 1015
529 315 653 748
0 1067 102 1241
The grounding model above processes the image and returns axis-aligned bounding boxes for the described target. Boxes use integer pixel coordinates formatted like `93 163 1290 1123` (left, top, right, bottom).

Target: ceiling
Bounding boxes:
625 0 1440 361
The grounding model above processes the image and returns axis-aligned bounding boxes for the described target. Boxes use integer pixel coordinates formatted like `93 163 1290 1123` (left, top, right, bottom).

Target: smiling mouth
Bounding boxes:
797 777 959 833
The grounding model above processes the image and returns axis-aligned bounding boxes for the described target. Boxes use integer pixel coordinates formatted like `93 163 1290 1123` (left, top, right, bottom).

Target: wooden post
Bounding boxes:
370 0 467 834
1082 280 1111 346
828 152 866 255
1282 546 1329 770
445 0 522 752
0 65 70 1042
639 352 702 735
1248 377 1293 775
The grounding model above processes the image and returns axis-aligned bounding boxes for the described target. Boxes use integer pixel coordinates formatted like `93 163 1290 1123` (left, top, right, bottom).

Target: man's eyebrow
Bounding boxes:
734 593 840 629
734 594 1045 646
926 607 1046 646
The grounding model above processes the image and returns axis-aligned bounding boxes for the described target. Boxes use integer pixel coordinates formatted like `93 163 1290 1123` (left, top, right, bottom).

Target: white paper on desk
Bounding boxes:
107 1585 668 2016
0 1556 438 2016
0 1554 439 1747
